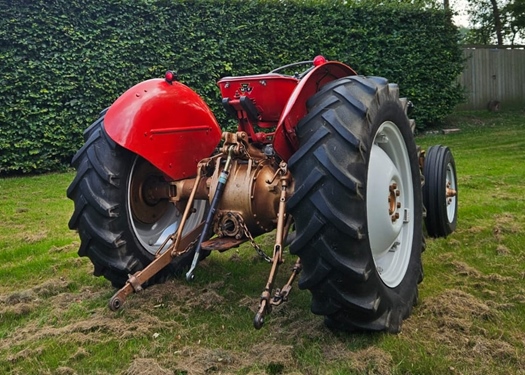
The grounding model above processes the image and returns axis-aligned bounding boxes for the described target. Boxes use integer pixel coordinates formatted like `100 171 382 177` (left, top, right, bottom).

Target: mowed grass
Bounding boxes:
0 110 524 374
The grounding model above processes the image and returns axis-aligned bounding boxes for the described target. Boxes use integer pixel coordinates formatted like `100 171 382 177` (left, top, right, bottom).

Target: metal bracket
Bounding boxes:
108 221 204 311
253 163 295 329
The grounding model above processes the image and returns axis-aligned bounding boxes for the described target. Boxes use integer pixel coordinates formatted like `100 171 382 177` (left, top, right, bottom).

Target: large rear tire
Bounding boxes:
67 115 207 287
287 76 423 333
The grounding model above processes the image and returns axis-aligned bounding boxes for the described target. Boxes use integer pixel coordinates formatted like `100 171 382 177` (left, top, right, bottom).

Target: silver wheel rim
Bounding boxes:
446 162 457 223
127 157 206 255
367 121 414 288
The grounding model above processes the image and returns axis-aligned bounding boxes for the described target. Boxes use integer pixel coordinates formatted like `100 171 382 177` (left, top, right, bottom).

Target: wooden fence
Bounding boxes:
457 46 525 110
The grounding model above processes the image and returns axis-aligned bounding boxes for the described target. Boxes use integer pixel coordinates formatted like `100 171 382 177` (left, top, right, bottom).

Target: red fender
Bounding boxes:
104 79 222 180
273 62 357 161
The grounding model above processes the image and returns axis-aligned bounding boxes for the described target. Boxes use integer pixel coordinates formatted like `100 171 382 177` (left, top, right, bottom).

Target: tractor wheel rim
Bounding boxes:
127 157 206 255
446 162 457 223
367 121 414 288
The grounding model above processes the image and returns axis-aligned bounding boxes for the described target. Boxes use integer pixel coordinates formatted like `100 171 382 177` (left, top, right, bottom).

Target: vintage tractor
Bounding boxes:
67 56 457 333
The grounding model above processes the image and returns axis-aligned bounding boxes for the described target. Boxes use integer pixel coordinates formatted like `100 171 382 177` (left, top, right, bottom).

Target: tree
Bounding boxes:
463 0 525 45
490 0 504 44
506 0 525 43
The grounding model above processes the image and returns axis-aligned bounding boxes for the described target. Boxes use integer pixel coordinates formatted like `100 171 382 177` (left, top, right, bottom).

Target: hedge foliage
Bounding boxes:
0 0 463 175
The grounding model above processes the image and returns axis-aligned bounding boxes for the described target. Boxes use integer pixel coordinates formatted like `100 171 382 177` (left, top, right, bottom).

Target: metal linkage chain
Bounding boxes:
239 217 272 263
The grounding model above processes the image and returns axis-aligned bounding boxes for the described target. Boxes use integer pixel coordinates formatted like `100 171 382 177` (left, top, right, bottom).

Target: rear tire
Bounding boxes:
67 116 207 287
423 145 457 238
287 76 423 333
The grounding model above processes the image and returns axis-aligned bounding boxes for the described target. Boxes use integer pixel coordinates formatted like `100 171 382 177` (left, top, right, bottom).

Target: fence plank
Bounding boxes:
457 46 525 110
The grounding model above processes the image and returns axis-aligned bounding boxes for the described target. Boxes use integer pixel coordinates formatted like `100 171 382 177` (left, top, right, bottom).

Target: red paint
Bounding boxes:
104 79 222 180
273 61 357 160
104 59 357 178
218 73 299 131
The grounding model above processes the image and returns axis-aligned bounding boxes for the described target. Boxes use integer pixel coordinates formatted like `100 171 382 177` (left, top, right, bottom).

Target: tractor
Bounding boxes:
67 56 457 333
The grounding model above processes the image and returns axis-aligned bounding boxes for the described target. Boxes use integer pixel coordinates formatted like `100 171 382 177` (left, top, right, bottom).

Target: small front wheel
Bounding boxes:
423 145 458 238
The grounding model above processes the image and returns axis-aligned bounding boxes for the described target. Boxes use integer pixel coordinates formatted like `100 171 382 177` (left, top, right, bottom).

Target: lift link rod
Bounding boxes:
270 258 302 307
108 163 207 311
186 145 235 281
253 162 292 329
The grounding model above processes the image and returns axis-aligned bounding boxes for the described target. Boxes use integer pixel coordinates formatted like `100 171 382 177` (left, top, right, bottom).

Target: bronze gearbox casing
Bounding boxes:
171 154 289 240
208 158 282 238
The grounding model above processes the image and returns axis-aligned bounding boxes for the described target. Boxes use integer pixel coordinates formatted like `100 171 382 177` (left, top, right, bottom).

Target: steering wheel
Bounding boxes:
269 60 314 74
269 56 327 78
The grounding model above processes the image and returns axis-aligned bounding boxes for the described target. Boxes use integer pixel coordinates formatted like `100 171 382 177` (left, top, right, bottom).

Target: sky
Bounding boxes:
450 0 470 27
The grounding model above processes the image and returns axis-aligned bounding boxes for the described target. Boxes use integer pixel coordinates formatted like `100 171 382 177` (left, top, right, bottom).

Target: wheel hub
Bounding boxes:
446 164 457 222
388 182 402 222
127 156 208 253
368 145 404 254
129 159 171 224
366 122 414 288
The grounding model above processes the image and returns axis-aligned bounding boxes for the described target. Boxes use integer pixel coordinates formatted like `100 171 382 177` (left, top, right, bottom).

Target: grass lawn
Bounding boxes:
0 110 524 374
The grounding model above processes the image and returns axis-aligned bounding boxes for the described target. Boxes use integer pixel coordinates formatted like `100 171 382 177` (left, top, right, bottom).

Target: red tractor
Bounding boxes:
67 56 457 332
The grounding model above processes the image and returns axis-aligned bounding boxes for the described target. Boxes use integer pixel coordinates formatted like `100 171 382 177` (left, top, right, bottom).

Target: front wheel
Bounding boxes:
423 145 458 238
67 116 207 287
287 76 423 332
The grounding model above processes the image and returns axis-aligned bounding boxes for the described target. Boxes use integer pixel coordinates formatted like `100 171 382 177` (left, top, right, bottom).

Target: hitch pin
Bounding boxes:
271 258 302 306
186 146 234 281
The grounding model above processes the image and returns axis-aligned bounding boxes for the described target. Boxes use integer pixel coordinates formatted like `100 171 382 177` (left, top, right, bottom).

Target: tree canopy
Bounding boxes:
462 0 525 45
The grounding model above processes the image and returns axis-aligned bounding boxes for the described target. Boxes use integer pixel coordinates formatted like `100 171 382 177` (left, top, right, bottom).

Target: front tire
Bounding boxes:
67 116 207 287
287 76 423 333
423 145 458 238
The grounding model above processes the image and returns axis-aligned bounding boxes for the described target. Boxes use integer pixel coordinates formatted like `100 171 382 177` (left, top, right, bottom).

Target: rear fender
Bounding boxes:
104 79 222 180
273 62 357 161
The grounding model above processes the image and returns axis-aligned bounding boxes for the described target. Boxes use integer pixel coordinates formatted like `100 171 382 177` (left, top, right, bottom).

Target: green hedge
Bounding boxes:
0 0 463 175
